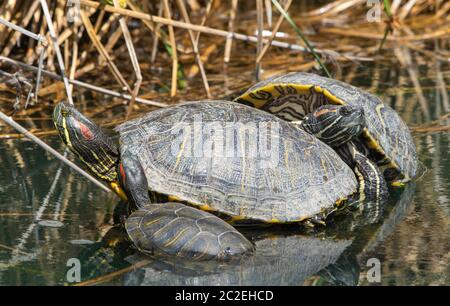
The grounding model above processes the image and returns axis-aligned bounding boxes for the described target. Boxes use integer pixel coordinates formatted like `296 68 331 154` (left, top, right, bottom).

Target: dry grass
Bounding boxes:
0 0 448 134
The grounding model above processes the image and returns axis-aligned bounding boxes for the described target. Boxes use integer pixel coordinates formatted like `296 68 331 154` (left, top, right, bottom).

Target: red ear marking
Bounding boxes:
79 122 94 140
119 163 126 184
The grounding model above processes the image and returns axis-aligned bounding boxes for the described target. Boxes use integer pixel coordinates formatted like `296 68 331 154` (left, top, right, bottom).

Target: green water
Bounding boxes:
0 64 449 286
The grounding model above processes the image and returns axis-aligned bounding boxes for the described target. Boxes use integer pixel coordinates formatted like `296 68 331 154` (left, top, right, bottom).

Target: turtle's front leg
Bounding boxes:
118 153 150 211
337 142 389 202
353 148 389 202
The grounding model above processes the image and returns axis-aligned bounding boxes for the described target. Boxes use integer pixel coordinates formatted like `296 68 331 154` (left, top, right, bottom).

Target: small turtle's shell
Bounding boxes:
116 100 357 223
236 72 418 182
125 203 254 260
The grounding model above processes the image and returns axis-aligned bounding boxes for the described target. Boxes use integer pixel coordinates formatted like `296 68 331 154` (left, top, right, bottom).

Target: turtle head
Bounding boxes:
53 102 125 198
301 105 365 147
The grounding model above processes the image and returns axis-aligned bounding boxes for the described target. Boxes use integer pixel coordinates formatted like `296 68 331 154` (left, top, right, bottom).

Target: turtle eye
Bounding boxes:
339 106 352 116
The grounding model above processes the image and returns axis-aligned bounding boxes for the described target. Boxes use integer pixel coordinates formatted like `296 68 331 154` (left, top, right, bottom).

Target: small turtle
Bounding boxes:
125 202 253 260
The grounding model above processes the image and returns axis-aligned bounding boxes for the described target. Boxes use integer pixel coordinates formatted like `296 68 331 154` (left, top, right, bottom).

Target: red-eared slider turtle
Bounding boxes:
53 100 379 258
235 72 418 185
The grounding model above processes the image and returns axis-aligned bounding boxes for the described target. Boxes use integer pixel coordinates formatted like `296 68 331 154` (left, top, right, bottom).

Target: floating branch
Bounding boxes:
74 259 152 286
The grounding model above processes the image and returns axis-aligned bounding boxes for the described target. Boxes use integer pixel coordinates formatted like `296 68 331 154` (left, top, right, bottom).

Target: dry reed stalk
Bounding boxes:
1 1 41 57
0 56 167 108
271 0 331 77
130 2 188 55
256 0 292 64
77 0 348 58
395 47 430 121
0 212 76 217
187 0 201 11
93 9 106 34
79 9 131 93
306 0 355 16
0 242 33 257
112 0 143 119
176 0 211 98
403 41 448 62
38 81 65 98
54 1 65 40
68 25 82 96
0 11 47 106
434 57 449 113
265 0 273 27
224 0 238 63
104 26 123 54
80 12 118 65
162 0 178 97
150 0 164 63
0 0 18 48
126 1 168 63
194 0 214 46
321 26 450 42
187 43 217 78
398 0 418 20
64 34 69 69
255 0 264 81
391 0 402 14
0 16 47 46
25 8 42 64
40 0 74 105
34 43 47 104
411 125 450 133
323 0 365 16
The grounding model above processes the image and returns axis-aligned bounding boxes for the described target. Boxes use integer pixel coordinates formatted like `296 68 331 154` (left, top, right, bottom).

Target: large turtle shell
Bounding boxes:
235 72 418 183
115 100 357 223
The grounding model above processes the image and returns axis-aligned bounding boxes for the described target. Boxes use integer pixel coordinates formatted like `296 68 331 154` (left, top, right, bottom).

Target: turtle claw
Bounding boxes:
311 215 327 226
303 213 327 228
303 220 315 228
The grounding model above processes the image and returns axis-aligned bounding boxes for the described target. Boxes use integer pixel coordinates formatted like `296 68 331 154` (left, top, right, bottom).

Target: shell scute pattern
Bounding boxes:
116 100 357 222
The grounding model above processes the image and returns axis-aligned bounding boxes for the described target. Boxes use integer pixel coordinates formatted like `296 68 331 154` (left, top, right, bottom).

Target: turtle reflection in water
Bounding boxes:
123 182 415 286
53 99 388 260
316 182 417 285
72 175 416 285
74 226 352 286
